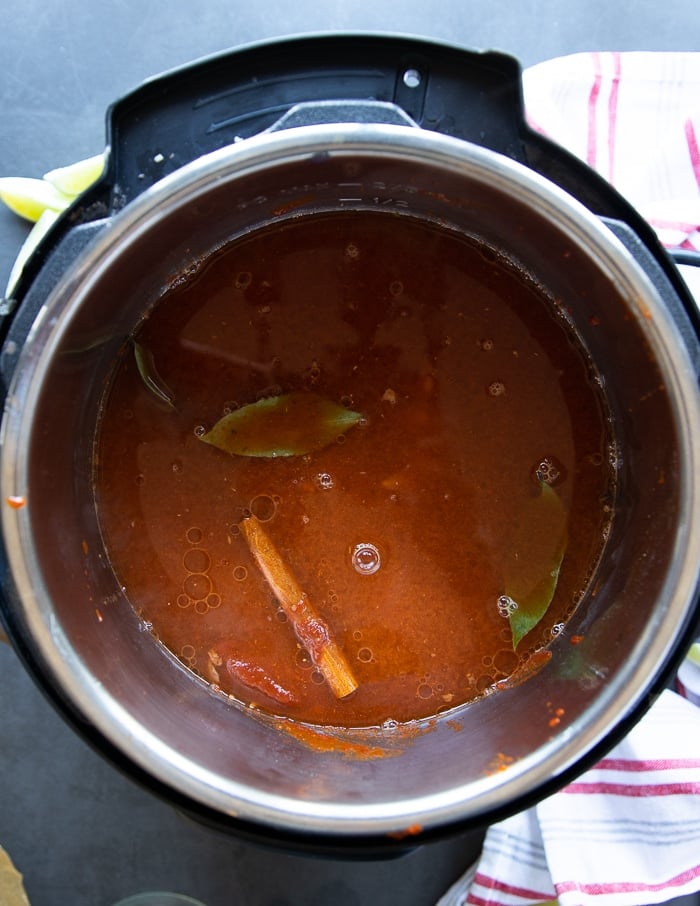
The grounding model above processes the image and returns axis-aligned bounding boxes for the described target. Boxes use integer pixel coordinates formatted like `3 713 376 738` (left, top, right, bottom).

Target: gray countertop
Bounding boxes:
1 2 699 904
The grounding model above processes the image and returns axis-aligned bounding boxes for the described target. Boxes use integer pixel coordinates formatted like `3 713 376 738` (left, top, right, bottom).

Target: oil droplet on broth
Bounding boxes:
476 674 494 693
494 648 519 674
417 682 433 700
183 573 212 600
295 648 312 669
183 548 211 573
250 494 276 521
181 644 196 660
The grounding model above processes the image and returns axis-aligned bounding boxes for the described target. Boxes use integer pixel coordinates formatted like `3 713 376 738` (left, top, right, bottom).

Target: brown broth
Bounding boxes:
94 210 613 727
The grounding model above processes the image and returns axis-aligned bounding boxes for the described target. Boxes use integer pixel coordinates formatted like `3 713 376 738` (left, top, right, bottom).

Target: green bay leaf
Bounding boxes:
199 391 362 458
506 481 567 650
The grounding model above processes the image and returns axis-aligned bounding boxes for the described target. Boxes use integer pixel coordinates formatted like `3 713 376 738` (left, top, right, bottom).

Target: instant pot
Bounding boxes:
1 34 699 855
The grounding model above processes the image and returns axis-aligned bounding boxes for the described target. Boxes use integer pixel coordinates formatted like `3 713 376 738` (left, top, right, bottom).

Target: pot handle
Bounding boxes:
96 35 529 210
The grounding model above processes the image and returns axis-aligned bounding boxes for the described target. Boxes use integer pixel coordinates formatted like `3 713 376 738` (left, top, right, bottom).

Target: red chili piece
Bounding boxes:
226 657 299 705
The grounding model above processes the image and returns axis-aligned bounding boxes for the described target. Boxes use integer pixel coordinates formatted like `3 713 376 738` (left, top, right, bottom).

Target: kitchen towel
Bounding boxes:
522 51 700 253
438 690 700 906
438 51 700 906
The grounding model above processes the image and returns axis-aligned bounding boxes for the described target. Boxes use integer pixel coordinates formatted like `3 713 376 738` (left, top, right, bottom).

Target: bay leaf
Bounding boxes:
132 340 176 410
199 392 362 458
506 481 567 650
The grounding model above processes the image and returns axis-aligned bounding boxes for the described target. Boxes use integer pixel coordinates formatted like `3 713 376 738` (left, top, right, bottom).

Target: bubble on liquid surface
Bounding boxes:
314 472 335 491
608 442 621 470
487 380 506 397
497 595 518 617
533 455 566 487
551 622 565 637
303 361 322 388
352 542 381 575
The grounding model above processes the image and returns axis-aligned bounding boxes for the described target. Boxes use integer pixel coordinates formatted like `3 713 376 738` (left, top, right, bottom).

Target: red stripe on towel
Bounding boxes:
607 52 622 181
685 117 700 189
587 52 603 168
563 780 700 796
471 872 555 901
596 757 700 772
556 863 700 898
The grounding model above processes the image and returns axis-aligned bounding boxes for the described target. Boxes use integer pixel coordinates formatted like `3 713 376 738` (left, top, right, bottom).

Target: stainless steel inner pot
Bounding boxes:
2 122 699 848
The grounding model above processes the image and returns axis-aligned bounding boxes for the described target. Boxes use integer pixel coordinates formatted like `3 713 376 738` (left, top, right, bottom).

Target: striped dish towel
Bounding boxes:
522 51 700 253
437 690 700 906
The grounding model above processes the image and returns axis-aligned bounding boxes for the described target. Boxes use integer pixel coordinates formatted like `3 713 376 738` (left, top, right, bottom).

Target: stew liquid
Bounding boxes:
95 210 613 727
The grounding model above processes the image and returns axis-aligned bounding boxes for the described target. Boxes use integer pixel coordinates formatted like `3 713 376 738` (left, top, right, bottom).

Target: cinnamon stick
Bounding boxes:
239 516 359 699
